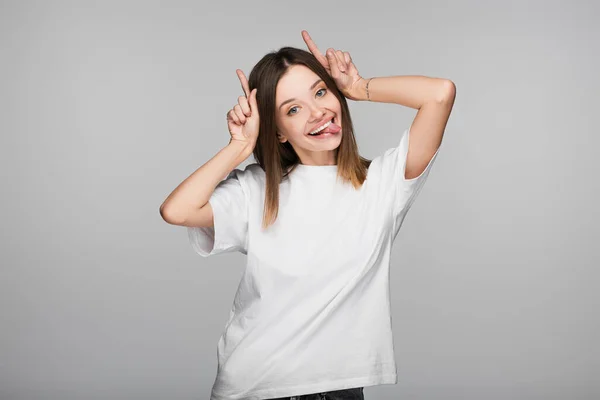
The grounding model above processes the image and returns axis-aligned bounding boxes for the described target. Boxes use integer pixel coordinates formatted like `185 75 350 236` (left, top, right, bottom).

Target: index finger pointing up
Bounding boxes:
236 69 251 98
301 30 327 65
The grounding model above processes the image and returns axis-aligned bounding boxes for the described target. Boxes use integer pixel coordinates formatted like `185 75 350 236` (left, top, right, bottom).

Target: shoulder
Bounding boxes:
227 162 264 195
245 162 264 176
238 162 264 182
369 128 411 174
225 162 263 180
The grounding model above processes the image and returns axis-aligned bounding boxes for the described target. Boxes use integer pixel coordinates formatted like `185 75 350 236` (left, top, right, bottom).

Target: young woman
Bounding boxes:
160 30 455 400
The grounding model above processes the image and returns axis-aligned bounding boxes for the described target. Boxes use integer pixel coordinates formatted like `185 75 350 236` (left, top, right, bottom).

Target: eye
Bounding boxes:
286 88 328 116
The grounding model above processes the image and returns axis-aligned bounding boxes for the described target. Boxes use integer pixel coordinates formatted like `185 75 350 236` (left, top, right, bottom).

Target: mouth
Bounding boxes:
306 117 340 138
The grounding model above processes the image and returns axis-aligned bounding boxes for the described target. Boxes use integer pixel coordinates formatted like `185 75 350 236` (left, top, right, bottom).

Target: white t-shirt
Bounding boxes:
188 126 440 400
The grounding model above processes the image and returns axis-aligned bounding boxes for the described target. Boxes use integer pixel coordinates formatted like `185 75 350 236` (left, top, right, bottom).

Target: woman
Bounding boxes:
160 30 455 400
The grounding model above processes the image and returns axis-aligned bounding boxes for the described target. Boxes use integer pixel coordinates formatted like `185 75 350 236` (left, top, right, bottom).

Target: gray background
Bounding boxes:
1 0 598 399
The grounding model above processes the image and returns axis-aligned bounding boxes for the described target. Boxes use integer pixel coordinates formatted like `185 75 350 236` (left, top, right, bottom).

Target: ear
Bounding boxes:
277 131 287 143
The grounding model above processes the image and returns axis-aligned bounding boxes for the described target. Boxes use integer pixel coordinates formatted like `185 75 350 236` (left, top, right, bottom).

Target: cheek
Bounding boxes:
288 119 306 135
278 120 303 138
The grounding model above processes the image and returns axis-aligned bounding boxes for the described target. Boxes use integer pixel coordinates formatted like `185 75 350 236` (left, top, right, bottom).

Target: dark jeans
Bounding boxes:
265 387 364 400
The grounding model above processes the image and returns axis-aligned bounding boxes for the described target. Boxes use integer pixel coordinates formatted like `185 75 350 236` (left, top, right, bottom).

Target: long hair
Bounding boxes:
247 47 372 230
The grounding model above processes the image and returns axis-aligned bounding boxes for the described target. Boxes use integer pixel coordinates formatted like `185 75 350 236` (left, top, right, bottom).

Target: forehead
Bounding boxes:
276 65 321 99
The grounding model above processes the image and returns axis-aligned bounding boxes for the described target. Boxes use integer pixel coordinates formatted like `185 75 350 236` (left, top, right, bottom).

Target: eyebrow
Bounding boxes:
278 79 324 111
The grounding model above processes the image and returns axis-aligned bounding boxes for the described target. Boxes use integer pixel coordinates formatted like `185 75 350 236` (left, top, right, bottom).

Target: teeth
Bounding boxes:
309 119 333 135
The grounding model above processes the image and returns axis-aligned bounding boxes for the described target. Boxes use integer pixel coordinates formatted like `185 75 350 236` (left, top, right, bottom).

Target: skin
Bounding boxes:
230 29 454 176
228 30 365 167
274 64 343 166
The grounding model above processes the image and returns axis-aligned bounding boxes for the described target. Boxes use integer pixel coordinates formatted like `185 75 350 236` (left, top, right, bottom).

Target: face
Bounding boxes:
274 64 343 166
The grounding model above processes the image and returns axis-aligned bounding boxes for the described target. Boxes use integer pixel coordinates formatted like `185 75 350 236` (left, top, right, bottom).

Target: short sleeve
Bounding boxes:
187 169 249 257
380 125 441 218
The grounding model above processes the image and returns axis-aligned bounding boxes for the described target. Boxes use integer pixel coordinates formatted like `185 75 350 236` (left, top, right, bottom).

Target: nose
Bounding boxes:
309 107 326 122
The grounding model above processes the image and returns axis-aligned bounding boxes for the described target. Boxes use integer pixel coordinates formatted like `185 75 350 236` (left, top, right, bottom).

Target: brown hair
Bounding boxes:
247 47 372 230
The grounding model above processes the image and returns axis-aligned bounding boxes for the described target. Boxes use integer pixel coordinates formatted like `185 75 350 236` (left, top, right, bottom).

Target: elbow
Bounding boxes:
159 204 184 225
436 80 456 103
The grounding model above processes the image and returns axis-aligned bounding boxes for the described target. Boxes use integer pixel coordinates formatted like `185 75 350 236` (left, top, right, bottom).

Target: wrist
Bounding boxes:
351 77 372 102
228 139 255 160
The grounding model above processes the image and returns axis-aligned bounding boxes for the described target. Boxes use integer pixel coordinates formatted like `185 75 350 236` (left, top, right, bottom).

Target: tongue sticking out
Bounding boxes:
321 122 341 134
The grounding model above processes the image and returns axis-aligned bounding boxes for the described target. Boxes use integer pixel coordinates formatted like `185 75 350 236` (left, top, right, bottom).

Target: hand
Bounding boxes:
226 69 259 148
301 30 366 101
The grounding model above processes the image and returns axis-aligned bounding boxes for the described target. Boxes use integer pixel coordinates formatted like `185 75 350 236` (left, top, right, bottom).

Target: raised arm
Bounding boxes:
160 69 259 225
159 140 253 226
352 75 455 180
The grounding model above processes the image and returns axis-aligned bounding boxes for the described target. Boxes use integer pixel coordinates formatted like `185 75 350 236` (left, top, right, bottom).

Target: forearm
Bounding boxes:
160 140 253 224
353 75 453 109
